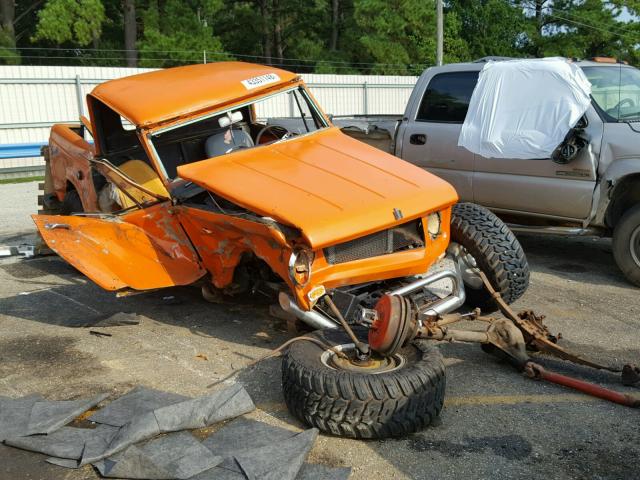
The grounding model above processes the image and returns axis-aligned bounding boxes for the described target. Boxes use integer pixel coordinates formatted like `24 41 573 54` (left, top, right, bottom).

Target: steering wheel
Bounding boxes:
607 98 636 116
255 124 291 145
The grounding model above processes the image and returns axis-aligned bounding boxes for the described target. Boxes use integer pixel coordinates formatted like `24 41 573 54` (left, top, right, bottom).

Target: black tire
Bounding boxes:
282 327 445 439
450 202 529 313
60 189 83 215
612 204 640 287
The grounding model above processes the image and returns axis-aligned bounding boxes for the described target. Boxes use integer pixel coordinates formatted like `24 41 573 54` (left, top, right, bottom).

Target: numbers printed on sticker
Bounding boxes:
241 73 281 90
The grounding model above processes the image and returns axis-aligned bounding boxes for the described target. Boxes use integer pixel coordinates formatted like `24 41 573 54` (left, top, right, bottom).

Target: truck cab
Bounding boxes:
340 58 640 286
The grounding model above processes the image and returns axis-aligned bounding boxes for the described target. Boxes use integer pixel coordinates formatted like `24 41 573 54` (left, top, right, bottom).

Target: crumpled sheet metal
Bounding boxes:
0 392 108 440
81 383 255 465
89 385 188 427
94 431 223 479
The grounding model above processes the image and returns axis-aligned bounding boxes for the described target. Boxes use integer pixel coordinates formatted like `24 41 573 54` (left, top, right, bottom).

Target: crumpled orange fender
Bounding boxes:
32 205 205 291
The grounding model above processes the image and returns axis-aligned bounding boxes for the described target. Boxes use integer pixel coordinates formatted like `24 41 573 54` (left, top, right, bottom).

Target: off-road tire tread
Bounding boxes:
282 328 445 439
450 202 529 312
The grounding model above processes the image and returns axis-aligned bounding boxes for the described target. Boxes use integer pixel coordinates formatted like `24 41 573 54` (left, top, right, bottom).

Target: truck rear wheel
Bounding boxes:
612 204 640 287
282 327 445 439
450 203 529 313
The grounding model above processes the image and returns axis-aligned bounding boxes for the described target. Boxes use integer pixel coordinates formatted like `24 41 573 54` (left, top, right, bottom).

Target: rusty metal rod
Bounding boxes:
525 362 639 408
420 328 489 344
324 295 370 355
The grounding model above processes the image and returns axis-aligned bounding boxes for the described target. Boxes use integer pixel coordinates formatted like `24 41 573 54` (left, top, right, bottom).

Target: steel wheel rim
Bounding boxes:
631 225 640 268
320 344 406 374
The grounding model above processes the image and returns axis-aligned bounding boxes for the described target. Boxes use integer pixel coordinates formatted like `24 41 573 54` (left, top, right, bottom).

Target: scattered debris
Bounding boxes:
77 312 142 328
90 331 113 338
162 295 184 306
0 244 35 258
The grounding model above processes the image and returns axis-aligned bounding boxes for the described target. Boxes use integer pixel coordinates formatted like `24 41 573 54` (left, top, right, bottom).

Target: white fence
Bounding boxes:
0 65 417 177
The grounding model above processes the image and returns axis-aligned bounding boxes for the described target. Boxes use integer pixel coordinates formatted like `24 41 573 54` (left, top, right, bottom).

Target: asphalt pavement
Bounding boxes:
0 181 638 480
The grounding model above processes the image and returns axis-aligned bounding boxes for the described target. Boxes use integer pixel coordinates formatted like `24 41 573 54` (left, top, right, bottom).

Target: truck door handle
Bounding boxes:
410 134 427 145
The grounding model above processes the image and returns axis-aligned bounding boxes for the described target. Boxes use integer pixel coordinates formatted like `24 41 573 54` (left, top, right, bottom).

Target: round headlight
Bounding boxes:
289 247 313 286
427 212 441 239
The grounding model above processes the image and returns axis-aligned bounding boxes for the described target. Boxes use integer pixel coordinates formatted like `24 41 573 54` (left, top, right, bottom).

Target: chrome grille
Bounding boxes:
324 219 424 265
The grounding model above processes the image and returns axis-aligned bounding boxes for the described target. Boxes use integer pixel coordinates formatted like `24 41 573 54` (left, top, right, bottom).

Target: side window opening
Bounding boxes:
88 98 166 214
90 98 151 167
416 71 479 123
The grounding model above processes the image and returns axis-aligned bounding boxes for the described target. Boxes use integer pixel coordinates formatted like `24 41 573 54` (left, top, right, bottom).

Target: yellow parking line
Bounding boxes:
257 392 640 413
446 392 640 406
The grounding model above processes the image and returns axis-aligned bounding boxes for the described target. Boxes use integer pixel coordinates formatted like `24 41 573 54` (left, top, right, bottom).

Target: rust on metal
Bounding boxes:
476 270 621 373
525 362 639 408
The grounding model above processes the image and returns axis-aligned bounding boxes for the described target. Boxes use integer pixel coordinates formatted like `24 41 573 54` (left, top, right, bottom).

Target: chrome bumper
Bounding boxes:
279 249 468 331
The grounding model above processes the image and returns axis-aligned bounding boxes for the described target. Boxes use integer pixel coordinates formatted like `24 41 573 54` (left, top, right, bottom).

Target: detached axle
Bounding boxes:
367 270 639 408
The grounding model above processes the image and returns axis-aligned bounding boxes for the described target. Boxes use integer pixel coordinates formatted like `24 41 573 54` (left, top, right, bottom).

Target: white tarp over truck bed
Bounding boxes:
458 57 592 159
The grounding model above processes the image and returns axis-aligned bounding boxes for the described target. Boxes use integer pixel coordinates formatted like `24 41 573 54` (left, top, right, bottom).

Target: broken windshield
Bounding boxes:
582 65 640 122
149 87 328 179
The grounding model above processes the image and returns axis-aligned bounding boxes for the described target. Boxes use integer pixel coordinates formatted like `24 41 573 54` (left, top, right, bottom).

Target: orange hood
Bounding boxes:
177 128 458 248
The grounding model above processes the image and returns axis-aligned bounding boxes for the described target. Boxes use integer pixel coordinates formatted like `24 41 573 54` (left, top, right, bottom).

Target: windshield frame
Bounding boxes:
581 65 640 123
145 85 329 181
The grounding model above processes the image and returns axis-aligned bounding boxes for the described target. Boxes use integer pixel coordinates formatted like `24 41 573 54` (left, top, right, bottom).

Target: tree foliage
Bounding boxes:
3 0 640 70
33 0 106 46
137 0 228 67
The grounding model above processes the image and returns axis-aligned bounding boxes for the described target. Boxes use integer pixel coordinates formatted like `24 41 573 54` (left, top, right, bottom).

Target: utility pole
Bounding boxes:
436 0 443 66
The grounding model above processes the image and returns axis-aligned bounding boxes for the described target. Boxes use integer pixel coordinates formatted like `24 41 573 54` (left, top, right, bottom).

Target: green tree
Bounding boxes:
138 0 229 67
450 0 526 60
353 0 438 74
522 0 640 63
0 0 20 64
33 0 106 46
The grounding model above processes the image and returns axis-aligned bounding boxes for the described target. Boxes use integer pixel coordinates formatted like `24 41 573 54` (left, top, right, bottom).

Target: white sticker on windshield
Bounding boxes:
241 73 281 90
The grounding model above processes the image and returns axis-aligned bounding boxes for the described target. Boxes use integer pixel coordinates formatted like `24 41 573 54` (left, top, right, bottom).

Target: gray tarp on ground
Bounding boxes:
0 394 43 441
200 418 351 480
89 386 189 427
5 424 118 460
297 463 352 480
4 389 350 479
234 428 318 480
80 383 255 465
93 431 223 479
0 393 108 440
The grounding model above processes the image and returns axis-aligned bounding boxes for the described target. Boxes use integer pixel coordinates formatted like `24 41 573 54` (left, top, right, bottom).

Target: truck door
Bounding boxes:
399 70 479 200
472 107 601 221
33 160 205 292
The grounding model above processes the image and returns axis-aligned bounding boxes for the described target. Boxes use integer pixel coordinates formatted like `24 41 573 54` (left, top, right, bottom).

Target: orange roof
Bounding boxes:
89 62 299 127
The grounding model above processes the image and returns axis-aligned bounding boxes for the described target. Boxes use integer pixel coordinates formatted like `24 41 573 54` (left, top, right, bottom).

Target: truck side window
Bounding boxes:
416 71 479 123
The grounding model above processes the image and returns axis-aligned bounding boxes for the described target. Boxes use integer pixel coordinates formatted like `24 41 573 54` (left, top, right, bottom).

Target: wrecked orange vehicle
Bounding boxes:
35 62 530 438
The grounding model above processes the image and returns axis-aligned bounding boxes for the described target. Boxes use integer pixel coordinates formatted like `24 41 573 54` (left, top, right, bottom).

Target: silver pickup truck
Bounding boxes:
336 58 640 287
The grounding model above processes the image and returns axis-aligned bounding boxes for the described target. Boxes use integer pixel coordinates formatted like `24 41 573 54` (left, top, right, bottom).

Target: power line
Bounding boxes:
0 54 422 73
7 46 418 68
522 3 639 40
